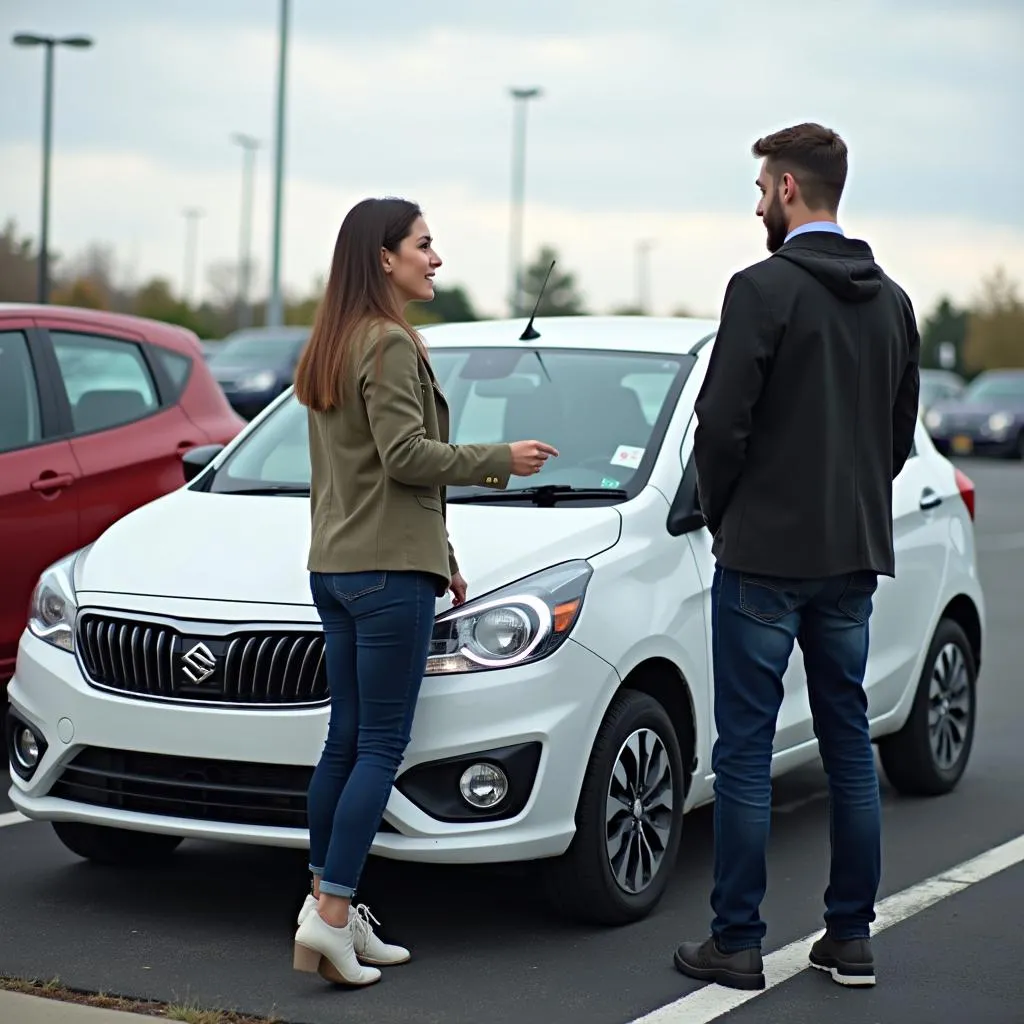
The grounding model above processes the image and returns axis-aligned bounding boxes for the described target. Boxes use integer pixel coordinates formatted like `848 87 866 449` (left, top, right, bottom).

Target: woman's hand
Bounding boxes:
508 440 559 477
449 572 469 607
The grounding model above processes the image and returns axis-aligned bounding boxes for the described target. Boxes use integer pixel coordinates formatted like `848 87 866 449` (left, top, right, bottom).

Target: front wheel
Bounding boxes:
543 690 686 925
52 822 184 866
878 618 977 796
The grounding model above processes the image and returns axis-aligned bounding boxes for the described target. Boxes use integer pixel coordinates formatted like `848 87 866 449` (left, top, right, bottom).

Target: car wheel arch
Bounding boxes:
940 593 982 672
615 657 698 797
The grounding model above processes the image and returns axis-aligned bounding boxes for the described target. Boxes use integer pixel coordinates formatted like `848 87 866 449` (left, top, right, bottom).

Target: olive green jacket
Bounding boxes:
306 322 512 591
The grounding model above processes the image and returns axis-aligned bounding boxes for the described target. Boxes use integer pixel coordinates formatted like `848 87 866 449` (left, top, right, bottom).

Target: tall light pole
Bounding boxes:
231 132 260 329
266 0 290 328
11 32 94 304
182 207 204 306
636 239 655 314
507 86 542 318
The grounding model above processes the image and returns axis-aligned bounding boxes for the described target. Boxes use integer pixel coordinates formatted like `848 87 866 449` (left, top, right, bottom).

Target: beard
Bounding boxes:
763 190 790 253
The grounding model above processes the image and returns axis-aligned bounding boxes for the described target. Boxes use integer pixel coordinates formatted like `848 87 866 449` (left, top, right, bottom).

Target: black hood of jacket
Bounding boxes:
774 232 883 303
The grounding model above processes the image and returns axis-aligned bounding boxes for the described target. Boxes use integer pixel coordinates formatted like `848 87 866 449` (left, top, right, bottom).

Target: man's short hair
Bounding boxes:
752 123 848 213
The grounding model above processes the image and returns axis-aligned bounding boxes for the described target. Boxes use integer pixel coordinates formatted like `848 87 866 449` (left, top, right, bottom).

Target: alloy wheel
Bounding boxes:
605 727 674 894
928 641 971 771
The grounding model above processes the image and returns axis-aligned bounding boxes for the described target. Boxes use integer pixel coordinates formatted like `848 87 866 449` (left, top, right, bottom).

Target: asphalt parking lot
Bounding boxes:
3 457 1024 1024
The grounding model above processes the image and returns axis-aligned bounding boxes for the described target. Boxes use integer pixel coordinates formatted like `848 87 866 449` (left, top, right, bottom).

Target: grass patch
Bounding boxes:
0 976 283 1023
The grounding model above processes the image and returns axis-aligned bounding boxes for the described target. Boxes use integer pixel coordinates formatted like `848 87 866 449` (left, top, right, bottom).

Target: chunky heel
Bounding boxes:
293 942 322 973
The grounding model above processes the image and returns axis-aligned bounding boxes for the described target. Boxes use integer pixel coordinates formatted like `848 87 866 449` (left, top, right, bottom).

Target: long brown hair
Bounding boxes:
294 197 423 412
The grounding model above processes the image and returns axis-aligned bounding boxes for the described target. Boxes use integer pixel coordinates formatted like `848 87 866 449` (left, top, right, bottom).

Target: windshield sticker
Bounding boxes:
601 477 621 489
610 445 645 469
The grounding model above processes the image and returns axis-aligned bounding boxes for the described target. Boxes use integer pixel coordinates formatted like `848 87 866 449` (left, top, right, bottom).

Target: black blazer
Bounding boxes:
693 231 920 579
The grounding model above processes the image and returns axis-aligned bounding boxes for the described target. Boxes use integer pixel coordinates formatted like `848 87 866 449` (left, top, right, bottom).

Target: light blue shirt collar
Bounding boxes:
784 221 844 243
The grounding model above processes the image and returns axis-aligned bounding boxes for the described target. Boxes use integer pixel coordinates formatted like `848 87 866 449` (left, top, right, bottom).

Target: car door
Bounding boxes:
40 323 204 546
861 428 950 720
676 416 814 757
0 323 81 682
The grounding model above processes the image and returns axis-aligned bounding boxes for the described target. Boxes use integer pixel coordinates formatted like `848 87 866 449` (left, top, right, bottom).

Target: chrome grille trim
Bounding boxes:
75 612 329 708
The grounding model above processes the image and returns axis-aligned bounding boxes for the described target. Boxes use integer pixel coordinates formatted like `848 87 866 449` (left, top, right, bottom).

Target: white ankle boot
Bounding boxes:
292 911 381 986
298 895 411 966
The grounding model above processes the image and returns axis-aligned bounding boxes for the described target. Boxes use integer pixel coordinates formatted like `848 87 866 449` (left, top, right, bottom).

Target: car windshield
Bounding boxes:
207 332 307 368
962 375 1024 401
203 346 694 499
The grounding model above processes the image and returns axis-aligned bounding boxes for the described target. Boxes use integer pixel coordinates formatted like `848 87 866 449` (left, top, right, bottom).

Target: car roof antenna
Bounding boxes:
518 259 555 341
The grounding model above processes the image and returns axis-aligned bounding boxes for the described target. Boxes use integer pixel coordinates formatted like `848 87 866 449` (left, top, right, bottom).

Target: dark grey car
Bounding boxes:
924 368 1024 459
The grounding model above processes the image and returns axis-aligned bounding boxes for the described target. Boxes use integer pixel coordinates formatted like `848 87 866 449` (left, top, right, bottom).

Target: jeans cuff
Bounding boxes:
319 879 356 898
308 864 323 876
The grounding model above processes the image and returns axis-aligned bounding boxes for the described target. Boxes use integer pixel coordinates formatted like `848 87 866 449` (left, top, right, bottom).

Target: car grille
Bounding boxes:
77 613 328 707
48 747 400 832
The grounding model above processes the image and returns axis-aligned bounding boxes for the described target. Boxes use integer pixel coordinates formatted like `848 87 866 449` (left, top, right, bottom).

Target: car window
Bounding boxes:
151 347 193 398
0 330 43 453
50 331 160 434
204 347 694 496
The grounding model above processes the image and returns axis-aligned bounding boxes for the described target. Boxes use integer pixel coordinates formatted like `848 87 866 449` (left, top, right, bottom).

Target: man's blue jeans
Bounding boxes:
710 564 882 952
306 569 437 899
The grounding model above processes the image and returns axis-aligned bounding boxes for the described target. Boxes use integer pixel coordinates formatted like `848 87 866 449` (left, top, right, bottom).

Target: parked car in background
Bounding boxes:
0 304 245 689
918 368 964 416
205 326 310 420
923 368 1024 459
7 316 983 927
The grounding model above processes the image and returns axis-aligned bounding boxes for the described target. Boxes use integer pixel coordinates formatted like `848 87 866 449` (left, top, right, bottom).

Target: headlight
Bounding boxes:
27 551 80 652
988 411 1013 434
924 409 942 431
426 560 593 674
236 370 277 392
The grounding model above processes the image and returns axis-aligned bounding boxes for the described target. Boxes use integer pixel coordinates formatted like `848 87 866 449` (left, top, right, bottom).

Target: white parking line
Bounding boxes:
0 811 28 828
629 832 1024 1024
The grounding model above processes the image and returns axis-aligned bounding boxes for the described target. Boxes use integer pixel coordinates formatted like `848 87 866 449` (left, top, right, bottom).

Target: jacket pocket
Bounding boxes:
416 494 443 513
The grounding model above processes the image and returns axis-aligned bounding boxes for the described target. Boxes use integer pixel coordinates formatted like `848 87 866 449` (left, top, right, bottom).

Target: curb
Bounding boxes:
0 990 154 1022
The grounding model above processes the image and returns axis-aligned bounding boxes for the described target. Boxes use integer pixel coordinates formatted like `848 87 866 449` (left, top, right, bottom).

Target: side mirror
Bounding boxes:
182 444 224 483
666 455 706 536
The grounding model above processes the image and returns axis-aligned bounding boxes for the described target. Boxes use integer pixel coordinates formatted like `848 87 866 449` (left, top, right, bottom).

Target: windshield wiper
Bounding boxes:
447 485 628 506
217 484 310 496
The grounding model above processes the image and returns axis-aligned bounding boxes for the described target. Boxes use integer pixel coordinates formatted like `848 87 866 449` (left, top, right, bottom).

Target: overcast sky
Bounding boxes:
2 0 1022 322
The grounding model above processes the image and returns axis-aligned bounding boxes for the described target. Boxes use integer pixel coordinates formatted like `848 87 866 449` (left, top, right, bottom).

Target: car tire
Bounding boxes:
542 690 686 926
878 618 977 797
52 822 184 866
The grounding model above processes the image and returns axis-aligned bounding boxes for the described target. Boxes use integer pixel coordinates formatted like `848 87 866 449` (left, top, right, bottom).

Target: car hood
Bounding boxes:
75 489 623 607
933 399 1024 418
209 362 287 383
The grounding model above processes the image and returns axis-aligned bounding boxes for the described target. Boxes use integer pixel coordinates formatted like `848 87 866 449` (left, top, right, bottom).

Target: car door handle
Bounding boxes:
919 488 943 511
31 472 75 492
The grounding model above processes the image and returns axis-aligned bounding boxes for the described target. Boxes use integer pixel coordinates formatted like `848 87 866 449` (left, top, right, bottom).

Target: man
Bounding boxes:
673 123 920 992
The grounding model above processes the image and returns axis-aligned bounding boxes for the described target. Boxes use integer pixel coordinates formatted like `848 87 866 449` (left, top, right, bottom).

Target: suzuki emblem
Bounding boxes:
181 641 216 685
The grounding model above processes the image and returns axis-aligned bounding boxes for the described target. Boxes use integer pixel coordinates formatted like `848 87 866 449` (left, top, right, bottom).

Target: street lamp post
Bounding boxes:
508 86 542 318
231 132 260 329
266 0 290 328
11 32 94 304
182 208 204 306
636 239 655 314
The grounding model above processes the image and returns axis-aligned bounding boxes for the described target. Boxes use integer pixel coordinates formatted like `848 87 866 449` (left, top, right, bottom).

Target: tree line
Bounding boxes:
1 219 1021 375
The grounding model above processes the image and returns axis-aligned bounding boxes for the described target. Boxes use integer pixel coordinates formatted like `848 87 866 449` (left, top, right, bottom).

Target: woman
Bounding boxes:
291 197 558 987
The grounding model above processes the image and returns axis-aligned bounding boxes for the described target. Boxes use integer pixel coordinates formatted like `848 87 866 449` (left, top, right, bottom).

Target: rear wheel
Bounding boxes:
878 618 977 796
52 822 183 866
543 690 686 925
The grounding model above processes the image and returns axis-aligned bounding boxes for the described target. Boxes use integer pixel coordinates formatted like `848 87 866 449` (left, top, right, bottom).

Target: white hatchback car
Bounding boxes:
7 316 984 925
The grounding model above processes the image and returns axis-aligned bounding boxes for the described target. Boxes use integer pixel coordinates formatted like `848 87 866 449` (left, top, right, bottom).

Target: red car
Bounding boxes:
0 304 245 688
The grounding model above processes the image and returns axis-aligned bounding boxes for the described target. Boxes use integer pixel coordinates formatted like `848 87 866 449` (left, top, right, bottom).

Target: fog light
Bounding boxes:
458 763 508 809
14 727 40 771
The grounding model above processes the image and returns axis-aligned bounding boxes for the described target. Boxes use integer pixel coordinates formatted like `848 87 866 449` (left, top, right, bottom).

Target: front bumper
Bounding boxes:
7 624 618 865
929 428 1020 458
220 387 280 421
